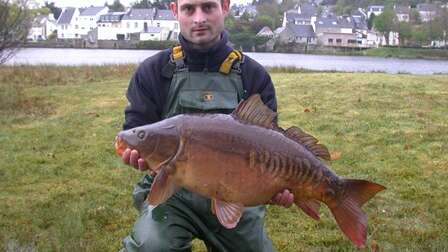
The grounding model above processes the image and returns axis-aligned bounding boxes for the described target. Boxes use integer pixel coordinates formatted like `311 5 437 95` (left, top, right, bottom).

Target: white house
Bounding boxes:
367 5 384 18
417 3 438 22
256 26 274 38
394 5 411 22
120 8 179 41
153 9 179 40
121 8 156 40
140 26 170 41
282 3 317 28
56 7 80 39
73 6 109 38
97 12 126 40
28 13 57 41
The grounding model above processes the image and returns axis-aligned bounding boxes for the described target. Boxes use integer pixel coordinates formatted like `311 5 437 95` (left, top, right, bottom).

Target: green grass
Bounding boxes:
362 47 448 60
1 66 447 251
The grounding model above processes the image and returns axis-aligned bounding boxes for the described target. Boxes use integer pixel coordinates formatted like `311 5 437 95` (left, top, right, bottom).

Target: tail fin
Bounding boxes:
329 179 386 248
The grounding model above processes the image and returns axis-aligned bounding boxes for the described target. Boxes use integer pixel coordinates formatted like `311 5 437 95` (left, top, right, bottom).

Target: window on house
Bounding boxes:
328 38 333 43
157 23 160 27
348 39 356 44
174 23 178 29
127 22 130 28
75 25 78 29
336 39 342 43
135 22 138 28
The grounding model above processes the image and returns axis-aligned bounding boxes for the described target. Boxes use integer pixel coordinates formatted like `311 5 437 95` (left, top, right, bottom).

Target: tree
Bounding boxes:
44 1 62 20
132 0 151 8
108 0 125 12
251 15 275 32
395 21 412 46
435 7 448 49
410 8 421 25
411 27 429 46
373 8 395 45
0 0 32 64
256 2 281 29
367 13 376 30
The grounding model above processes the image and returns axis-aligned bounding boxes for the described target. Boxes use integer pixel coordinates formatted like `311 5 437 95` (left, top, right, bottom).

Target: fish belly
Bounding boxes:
174 143 285 206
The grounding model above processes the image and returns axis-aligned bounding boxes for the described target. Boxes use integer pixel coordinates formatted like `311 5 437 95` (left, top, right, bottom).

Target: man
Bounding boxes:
120 0 294 250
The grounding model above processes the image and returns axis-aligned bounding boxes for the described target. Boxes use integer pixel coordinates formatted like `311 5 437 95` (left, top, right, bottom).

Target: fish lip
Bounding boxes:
114 135 129 156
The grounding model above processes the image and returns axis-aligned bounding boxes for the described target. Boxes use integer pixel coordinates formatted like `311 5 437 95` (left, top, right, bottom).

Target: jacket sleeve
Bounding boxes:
241 56 277 112
123 53 170 130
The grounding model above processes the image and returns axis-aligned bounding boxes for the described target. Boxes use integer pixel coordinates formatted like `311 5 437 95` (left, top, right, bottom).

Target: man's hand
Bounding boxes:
122 148 150 172
269 189 294 208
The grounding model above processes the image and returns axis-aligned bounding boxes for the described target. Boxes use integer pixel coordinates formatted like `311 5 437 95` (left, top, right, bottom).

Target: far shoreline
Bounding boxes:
22 43 448 61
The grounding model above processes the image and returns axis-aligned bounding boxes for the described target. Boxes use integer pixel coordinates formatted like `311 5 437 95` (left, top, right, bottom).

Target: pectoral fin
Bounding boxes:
212 199 244 229
296 199 321 220
147 168 179 205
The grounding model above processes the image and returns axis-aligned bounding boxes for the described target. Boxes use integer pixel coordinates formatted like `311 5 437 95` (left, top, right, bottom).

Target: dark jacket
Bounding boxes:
123 32 277 130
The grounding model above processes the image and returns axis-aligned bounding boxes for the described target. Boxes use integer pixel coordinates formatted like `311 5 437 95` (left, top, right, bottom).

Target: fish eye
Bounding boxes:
137 130 146 139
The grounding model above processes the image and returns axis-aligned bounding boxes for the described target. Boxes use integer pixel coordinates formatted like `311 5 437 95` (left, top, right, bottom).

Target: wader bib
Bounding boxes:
122 47 275 252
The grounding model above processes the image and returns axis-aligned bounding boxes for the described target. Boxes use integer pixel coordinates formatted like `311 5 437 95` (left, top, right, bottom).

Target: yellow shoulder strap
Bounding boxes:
172 45 184 61
219 49 242 74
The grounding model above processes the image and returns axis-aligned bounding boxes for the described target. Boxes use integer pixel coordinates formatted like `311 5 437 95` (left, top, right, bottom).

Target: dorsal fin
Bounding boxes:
284 126 331 161
231 94 277 129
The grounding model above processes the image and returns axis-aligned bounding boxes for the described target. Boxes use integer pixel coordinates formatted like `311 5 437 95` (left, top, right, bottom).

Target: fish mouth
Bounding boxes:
114 136 129 156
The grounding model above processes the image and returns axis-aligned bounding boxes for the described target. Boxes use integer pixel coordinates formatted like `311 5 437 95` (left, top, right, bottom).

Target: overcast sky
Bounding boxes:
36 0 251 8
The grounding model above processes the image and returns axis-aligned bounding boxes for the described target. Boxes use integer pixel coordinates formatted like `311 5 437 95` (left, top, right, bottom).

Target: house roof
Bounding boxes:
57 7 75 24
352 16 367 30
367 5 384 11
286 24 315 37
99 13 125 22
299 3 317 16
80 6 106 16
154 9 175 20
285 12 312 22
394 5 410 14
417 3 437 12
351 8 366 18
274 26 285 34
256 26 274 36
316 16 354 29
123 8 156 20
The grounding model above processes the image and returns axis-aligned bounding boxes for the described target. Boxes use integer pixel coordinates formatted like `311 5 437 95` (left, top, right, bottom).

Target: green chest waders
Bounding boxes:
123 47 275 252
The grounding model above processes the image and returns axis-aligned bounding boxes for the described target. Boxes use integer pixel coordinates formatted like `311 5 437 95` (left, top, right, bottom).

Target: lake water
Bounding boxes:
6 48 448 75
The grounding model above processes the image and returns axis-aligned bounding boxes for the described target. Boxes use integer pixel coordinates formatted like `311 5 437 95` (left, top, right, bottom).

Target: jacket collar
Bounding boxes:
178 31 233 71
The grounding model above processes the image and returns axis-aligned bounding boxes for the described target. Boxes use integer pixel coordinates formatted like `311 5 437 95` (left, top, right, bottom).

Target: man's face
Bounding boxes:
170 0 230 49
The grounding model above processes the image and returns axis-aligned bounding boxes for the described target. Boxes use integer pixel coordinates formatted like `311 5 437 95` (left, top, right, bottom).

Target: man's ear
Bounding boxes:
170 2 178 18
222 0 230 16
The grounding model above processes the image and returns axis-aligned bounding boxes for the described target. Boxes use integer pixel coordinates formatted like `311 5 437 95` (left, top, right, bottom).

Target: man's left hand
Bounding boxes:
269 189 294 208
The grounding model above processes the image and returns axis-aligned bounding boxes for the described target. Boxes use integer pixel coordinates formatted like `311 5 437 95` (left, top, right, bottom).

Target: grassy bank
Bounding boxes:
361 47 448 60
1 66 447 251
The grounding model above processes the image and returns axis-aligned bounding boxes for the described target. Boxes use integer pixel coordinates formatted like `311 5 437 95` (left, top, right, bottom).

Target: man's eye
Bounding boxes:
183 6 194 13
202 4 213 12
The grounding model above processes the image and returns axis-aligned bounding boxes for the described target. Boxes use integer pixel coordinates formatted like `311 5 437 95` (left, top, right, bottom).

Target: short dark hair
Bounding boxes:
175 0 225 5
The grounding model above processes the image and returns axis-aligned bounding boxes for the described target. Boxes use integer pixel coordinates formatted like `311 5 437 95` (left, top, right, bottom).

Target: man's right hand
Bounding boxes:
122 148 150 172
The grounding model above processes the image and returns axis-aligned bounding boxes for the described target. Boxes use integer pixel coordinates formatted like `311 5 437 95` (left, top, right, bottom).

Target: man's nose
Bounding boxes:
193 8 207 24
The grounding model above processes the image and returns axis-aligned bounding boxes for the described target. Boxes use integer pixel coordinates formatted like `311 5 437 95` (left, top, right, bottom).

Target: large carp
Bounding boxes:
115 94 385 248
